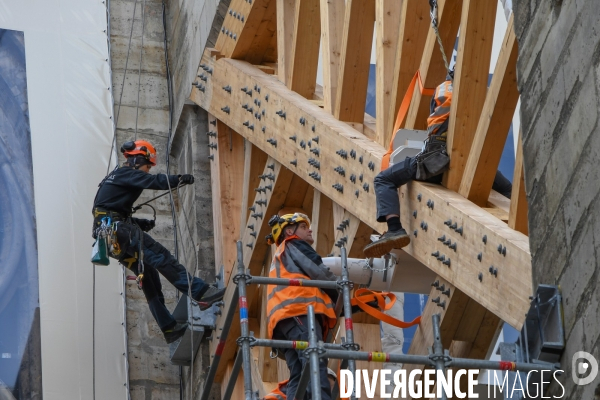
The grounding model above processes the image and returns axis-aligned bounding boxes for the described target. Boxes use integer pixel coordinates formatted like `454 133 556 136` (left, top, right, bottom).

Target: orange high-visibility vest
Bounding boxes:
266 236 337 339
426 80 452 137
264 380 289 400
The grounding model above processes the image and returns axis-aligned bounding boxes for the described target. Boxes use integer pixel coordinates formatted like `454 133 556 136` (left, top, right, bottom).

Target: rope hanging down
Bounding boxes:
429 0 452 77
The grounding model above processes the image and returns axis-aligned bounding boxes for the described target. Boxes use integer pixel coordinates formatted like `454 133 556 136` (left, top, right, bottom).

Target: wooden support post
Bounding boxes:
216 120 246 283
277 0 296 84
404 0 462 130
210 159 296 382
288 0 321 98
320 0 345 113
216 0 277 64
508 132 528 235
459 15 519 205
444 0 497 191
208 114 224 275
312 190 335 255
385 0 431 141
375 0 403 147
334 0 376 123
240 141 269 239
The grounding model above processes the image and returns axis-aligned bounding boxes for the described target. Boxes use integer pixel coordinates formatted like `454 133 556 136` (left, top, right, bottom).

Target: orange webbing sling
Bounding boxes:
381 71 436 170
351 288 421 328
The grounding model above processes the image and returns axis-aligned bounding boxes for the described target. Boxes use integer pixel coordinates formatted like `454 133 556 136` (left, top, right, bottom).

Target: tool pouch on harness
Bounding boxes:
415 136 450 181
91 235 110 265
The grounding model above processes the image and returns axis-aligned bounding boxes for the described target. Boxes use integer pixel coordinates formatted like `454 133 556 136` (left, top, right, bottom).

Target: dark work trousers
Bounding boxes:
374 156 513 222
117 230 208 331
273 316 332 400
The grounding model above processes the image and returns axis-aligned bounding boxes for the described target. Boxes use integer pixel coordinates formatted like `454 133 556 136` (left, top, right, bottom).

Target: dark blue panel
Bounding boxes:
0 28 42 399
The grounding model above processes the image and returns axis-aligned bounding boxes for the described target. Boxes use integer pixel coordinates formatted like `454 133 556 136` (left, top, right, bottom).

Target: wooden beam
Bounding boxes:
375 0 403 147
208 115 224 275
258 281 278 382
444 0 497 191
191 55 531 329
459 15 519 205
312 190 335 255
288 0 321 98
386 0 431 140
334 0 376 123
404 0 462 130
240 141 269 239
216 121 246 283
320 0 345 113
216 0 277 64
508 132 528 235
276 0 296 84
209 158 296 382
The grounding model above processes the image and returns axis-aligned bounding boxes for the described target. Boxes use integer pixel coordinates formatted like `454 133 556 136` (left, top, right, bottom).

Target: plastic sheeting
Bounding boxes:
0 1 127 399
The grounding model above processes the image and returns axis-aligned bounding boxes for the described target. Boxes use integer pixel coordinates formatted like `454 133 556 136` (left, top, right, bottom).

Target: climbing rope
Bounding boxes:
429 0 452 79
134 0 147 140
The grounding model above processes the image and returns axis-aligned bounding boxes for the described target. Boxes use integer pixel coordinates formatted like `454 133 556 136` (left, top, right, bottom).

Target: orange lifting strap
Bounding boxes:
381 71 436 170
351 288 421 329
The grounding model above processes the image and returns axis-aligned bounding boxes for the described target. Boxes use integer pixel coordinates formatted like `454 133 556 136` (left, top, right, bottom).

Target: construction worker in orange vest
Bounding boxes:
263 369 338 400
364 69 513 258
265 212 339 400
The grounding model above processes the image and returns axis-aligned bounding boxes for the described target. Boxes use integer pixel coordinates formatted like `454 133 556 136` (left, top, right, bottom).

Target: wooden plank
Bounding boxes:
459 15 519 205
239 0 278 65
375 0 403 147
312 190 335 256
508 132 528 235
276 0 296 84
288 0 321 98
208 114 224 274
404 0 462 130
216 0 277 64
334 0 376 123
443 0 497 191
320 0 345 113
240 141 269 239
191 55 531 329
216 121 246 283
386 0 431 140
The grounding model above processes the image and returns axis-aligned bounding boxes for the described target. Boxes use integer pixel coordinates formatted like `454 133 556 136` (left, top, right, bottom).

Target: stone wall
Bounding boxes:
110 0 217 398
514 0 600 398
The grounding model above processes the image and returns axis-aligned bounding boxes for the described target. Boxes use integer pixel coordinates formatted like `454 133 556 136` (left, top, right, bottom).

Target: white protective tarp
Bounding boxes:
0 1 127 399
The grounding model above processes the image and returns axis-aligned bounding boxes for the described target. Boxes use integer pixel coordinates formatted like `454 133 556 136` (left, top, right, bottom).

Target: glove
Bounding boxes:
135 218 155 232
180 174 195 185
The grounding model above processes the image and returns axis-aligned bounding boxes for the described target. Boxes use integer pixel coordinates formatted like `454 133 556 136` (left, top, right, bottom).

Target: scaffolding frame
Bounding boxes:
201 242 560 400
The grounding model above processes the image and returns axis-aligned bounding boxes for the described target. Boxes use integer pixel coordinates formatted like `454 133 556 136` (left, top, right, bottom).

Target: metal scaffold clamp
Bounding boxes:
232 272 253 285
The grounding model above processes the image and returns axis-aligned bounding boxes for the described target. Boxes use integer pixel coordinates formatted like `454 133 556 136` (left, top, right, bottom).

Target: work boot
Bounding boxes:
163 322 188 344
197 285 226 310
363 229 410 258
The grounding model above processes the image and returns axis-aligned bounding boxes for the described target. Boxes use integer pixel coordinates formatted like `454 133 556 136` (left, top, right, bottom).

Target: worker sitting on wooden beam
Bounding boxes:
265 212 339 400
364 70 513 258
92 140 226 343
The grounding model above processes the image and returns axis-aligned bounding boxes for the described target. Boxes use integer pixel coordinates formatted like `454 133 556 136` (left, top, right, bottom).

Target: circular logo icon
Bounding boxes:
571 351 598 385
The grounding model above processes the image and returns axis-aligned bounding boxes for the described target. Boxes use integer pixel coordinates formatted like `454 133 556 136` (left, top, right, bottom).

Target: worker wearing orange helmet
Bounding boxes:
92 140 225 343
265 212 338 400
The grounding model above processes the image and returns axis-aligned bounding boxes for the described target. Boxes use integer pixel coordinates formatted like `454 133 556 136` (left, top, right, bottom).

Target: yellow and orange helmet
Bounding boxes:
121 140 157 166
265 212 311 245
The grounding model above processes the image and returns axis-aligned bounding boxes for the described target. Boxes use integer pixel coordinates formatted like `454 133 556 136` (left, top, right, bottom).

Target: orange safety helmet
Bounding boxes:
121 140 157 166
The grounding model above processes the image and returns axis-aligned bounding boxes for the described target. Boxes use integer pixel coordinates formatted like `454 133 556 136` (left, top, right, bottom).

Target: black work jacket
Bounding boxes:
93 166 180 217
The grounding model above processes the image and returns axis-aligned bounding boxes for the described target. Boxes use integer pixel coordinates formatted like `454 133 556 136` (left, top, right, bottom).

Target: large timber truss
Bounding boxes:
190 0 530 397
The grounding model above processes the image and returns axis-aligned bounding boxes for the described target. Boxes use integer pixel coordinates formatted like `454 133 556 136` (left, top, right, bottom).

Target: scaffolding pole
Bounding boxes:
208 242 560 400
235 241 255 400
